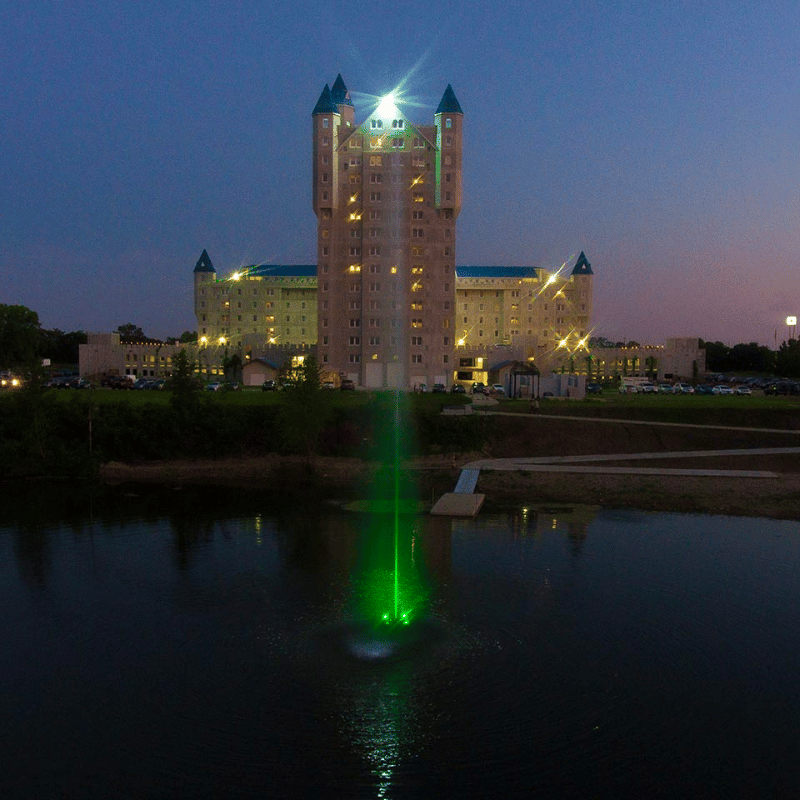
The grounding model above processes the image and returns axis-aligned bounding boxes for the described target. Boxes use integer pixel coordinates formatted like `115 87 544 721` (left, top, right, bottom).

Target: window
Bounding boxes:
369 318 379 327
369 246 381 256
349 354 361 363
445 118 452 129
369 282 380 291
369 336 380 345
349 318 360 327
445 135 452 146
322 118 329 128
370 155 382 166
370 119 383 129
412 192 423 203
369 228 382 237
444 155 451 165
412 210 424 220
392 137 404 147
349 336 360 345
370 192 381 201
349 247 360 256
412 228 424 238
412 354 423 364
370 174 382 183
370 210 381 220
392 119 404 129
411 336 422 346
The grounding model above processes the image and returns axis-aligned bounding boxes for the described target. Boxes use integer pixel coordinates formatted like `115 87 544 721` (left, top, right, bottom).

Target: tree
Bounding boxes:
116 324 146 339
38 329 87 364
0 304 41 368
588 336 615 348
775 340 800 378
279 355 330 458
701 340 730 372
168 349 200 415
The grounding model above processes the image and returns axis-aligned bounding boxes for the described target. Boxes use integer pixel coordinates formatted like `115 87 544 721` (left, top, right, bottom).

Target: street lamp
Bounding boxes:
787 316 797 341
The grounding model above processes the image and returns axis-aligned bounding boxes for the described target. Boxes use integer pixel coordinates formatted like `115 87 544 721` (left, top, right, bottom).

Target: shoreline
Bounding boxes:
97 453 800 520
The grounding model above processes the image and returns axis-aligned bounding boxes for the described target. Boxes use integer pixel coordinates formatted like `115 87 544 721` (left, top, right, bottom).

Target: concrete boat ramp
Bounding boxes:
429 446 800 518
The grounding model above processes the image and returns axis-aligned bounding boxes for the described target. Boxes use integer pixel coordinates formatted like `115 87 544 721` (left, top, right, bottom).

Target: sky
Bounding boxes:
2 0 798 347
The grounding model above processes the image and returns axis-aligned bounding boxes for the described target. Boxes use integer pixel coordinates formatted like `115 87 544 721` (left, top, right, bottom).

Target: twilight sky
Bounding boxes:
2 1 798 346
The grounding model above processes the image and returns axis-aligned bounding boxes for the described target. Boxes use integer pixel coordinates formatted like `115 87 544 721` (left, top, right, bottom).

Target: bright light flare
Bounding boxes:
376 93 399 119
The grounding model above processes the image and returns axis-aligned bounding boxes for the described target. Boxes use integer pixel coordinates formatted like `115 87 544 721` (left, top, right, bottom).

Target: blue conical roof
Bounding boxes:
330 74 353 108
436 84 463 114
571 251 593 276
312 84 337 115
194 249 215 274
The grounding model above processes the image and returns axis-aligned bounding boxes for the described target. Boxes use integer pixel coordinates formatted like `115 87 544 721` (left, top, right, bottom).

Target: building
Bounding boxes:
311 75 462 389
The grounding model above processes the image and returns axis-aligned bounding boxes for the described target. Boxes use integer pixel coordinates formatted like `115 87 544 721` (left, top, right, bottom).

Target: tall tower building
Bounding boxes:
312 75 463 388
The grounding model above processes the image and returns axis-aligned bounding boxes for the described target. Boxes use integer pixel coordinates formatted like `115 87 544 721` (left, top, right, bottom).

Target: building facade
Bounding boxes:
310 75 462 389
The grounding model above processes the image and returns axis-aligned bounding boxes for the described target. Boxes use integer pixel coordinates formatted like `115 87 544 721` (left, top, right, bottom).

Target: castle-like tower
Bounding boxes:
312 75 463 388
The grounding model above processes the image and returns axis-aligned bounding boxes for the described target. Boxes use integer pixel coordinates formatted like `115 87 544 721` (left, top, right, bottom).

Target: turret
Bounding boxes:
434 84 463 217
193 249 216 331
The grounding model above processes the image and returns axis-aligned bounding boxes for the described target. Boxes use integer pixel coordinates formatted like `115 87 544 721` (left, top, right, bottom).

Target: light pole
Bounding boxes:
786 316 796 342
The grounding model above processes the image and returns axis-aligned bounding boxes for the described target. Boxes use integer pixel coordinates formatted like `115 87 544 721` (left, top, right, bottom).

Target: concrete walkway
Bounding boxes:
481 409 800 436
432 404 800 514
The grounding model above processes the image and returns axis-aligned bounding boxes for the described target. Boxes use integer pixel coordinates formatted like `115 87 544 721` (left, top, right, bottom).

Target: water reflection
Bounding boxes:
2 486 800 797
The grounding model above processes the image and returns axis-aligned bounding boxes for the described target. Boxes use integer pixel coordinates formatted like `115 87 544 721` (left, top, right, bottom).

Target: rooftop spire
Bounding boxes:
193 249 215 274
312 83 337 115
436 84 463 115
330 73 353 108
571 251 593 276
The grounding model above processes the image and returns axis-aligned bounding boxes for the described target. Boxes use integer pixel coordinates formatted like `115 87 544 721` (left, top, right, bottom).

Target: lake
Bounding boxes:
1 486 798 798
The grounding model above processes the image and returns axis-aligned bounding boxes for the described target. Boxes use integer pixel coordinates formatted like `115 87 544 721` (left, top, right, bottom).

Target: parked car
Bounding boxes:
322 381 335 390
694 384 714 395
712 385 733 395
586 382 603 394
451 384 466 394
432 383 446 393
659 384 674 394
491 384 505 396
734 385 752 396
261 379 277 391
340 379 355 391
471 382 486 395
639 382 657 393
205 381 222 391
674 383 694 394
619 383 638 394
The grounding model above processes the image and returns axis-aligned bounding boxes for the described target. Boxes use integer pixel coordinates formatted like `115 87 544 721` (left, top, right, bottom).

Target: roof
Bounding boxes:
330 74 353 108
193 249 215 273
436 84 463 115
237 264 317 279
456 266 539 279
312 84 337 115
571 251 593 275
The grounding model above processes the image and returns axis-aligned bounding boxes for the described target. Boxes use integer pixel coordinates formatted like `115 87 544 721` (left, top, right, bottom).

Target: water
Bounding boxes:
1 488 799 798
